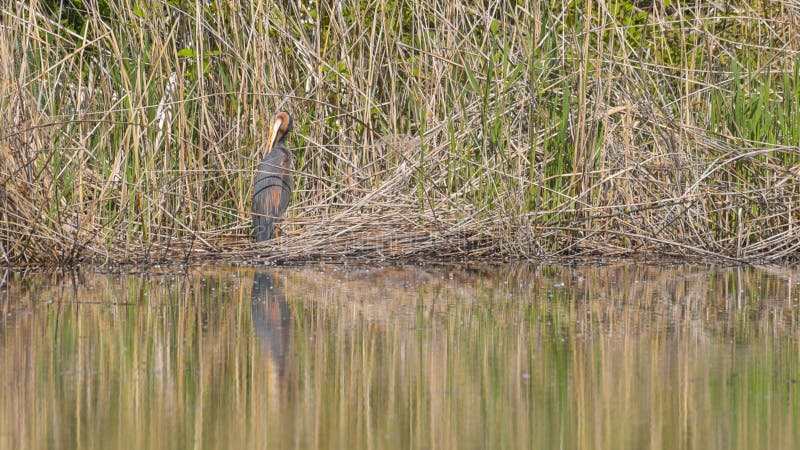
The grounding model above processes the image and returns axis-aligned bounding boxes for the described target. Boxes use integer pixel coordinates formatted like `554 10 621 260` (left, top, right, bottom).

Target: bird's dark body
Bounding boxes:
252 140 294 241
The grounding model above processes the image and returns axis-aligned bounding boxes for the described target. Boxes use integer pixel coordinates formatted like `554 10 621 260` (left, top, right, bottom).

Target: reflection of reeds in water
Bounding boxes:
0 265 799 449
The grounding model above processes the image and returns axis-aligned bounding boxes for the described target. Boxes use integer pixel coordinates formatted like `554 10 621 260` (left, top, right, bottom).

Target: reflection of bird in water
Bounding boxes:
251 112 294 241
250 271 292 398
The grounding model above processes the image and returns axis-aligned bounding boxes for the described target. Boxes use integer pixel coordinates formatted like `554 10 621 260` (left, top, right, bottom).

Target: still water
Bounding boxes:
1 264 799 449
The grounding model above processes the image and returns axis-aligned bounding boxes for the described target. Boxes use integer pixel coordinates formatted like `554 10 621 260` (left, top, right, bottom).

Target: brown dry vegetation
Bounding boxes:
1 1 800 266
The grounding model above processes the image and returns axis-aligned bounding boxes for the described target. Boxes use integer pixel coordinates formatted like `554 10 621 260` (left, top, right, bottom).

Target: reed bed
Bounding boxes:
1 1 800 266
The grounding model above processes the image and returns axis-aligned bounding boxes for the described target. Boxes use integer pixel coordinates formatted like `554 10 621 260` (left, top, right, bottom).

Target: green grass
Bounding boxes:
1 0 800 266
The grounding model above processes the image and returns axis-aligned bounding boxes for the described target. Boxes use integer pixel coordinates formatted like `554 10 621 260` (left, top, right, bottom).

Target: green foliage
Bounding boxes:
42 0 113 36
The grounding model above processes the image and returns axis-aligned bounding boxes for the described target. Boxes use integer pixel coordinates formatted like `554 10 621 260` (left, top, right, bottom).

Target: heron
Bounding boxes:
251 271 292 385
252 112 294 241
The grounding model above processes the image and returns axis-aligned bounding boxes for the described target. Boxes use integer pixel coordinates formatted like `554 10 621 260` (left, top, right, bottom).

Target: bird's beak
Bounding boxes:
266 117 284 153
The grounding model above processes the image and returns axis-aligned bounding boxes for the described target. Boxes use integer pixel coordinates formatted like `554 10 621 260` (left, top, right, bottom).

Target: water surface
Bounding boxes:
1 264 799 449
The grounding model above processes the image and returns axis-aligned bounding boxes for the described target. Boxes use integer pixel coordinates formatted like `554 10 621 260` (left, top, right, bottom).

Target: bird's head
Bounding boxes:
267 112 293 151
